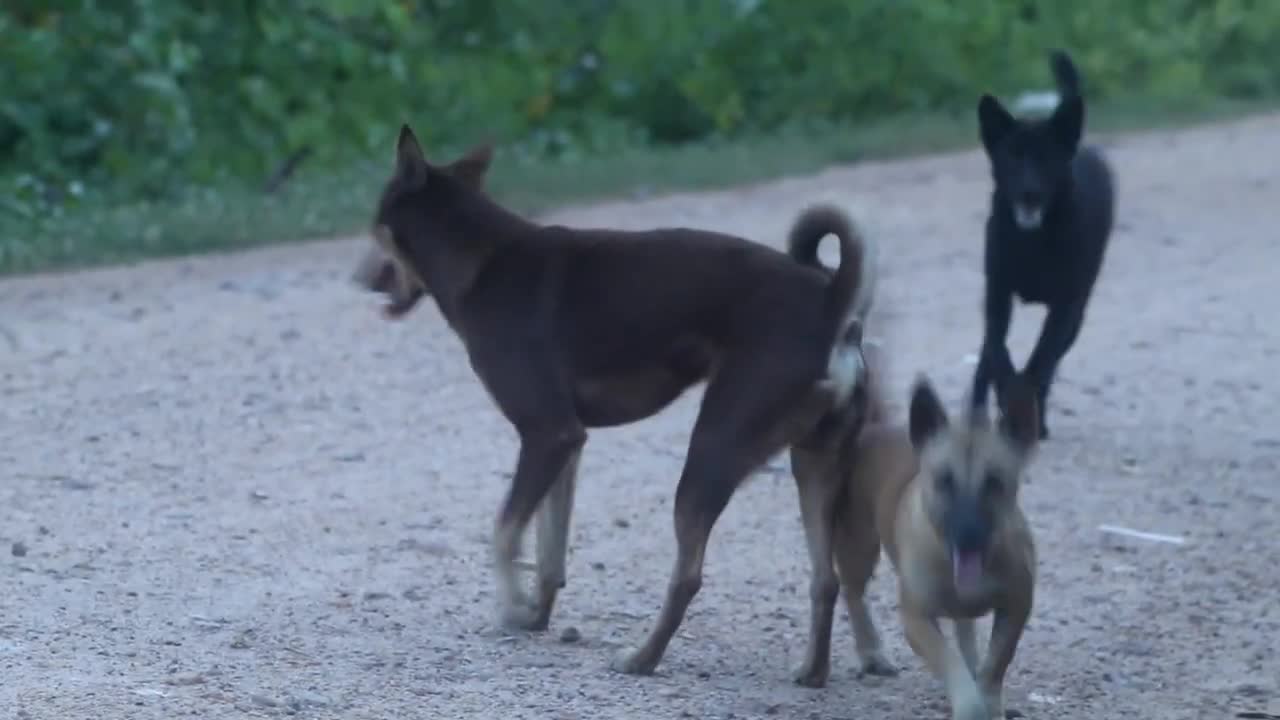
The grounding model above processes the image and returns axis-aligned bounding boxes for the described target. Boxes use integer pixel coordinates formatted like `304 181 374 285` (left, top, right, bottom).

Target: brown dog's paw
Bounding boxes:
497 596 547 632
792 662 829 689
857 653 898 678
609 647 658 676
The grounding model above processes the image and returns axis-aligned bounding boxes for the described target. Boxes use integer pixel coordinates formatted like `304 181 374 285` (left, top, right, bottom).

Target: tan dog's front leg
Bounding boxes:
899 602 987 720
954 618 980 675
978 600 1031 720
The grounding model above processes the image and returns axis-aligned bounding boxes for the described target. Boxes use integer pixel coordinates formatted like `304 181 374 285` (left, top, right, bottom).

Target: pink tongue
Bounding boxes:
952 550 984 591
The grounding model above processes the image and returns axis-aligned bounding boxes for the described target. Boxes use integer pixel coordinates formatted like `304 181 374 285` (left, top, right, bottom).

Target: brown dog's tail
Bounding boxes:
786 204 873 343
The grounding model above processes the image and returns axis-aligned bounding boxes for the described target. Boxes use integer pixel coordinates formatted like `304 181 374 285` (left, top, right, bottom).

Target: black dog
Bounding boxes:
969 50 1116 439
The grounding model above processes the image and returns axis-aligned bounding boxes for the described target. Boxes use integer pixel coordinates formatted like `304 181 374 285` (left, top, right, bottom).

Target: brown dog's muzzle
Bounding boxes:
350 245 426 318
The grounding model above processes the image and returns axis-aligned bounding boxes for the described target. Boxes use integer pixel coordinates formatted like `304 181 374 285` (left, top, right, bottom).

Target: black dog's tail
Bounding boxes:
1049 49 1082 100
787 204 872 343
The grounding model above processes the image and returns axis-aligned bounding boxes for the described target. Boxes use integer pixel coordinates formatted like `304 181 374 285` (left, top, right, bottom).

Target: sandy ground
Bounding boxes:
3 114 1279 720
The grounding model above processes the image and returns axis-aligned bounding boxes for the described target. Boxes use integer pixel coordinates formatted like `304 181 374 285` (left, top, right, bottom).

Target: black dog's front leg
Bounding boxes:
1020 303 1086 439
971 287 1016 415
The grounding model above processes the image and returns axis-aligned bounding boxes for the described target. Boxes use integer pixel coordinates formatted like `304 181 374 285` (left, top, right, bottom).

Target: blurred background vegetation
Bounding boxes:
2 0 1278 274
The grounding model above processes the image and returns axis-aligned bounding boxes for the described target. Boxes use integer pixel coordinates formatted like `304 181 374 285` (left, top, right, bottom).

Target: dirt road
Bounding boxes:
3 114 1278 720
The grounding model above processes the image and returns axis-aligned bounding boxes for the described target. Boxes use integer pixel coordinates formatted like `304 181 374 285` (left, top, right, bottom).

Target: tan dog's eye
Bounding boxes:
982 473 1002 497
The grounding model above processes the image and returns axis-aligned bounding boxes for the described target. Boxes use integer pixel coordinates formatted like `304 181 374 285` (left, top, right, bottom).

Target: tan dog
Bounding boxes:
811 374 1040 719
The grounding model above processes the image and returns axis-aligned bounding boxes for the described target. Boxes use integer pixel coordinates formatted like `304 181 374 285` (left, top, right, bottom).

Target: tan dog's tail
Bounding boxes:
786 204 873 345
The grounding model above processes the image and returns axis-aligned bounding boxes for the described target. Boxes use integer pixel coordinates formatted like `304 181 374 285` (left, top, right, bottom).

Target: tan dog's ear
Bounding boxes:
449 143 494 188
396 124 429 188
908 374 949 450
998 374 1040 452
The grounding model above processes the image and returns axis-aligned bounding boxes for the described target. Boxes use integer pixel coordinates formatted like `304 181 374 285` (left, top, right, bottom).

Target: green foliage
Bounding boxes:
2 0 1279 214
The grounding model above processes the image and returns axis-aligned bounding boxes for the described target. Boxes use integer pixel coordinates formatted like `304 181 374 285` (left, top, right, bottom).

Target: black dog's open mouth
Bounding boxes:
1012 202 1044 230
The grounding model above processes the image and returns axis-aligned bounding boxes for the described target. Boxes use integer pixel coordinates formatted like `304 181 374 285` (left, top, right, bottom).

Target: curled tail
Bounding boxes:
1049 49 1082 100
786 203 873 343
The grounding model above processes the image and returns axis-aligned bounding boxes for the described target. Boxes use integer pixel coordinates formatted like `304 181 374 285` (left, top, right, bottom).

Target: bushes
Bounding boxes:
2 0 1278 211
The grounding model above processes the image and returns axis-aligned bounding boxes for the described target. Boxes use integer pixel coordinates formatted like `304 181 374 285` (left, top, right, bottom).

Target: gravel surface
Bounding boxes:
3 114 1278 720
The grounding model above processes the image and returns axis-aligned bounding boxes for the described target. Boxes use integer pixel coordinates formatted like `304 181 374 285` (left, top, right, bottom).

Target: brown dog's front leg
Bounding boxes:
900 602 988 720
494 428 586 631
530 448 581 630
978 599 1031 720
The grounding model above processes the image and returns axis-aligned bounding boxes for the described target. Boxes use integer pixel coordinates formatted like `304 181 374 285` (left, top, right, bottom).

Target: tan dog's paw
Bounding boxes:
951 690 990 720
857 651 898 678
792 661 829 688
984 686 1023 719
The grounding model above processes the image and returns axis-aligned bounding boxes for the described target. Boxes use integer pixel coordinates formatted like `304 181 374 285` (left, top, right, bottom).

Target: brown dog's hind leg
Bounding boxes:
609 436 745 676
831 499 897 678
530 448 581 630
607 360 800 679
609 359 813 677
494 427 587 631
789 447 843 688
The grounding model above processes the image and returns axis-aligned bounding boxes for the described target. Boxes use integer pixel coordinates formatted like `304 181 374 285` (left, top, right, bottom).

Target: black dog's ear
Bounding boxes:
908 375 950 450
1049 95 1084 153
395 124 429 188
977 94 1016 151
997 374 1040 453
448 143 494 189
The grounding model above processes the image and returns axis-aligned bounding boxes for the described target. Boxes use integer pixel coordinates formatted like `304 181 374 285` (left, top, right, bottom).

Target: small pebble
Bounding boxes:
166 673 206 686
291 691 330 708
559 626 582 643
11 541 28 557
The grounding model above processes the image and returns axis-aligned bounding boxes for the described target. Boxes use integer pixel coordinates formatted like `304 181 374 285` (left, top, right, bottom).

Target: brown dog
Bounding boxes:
353 124 880 680
807 374 1039 718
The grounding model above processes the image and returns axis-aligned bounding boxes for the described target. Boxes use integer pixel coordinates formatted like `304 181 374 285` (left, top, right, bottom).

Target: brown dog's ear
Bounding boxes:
908 375 949 450
998 374 1040 452
448 143 494 188
396 124 429 188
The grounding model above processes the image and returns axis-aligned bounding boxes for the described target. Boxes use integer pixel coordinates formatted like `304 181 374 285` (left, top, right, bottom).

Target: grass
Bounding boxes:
0 93 1275 278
